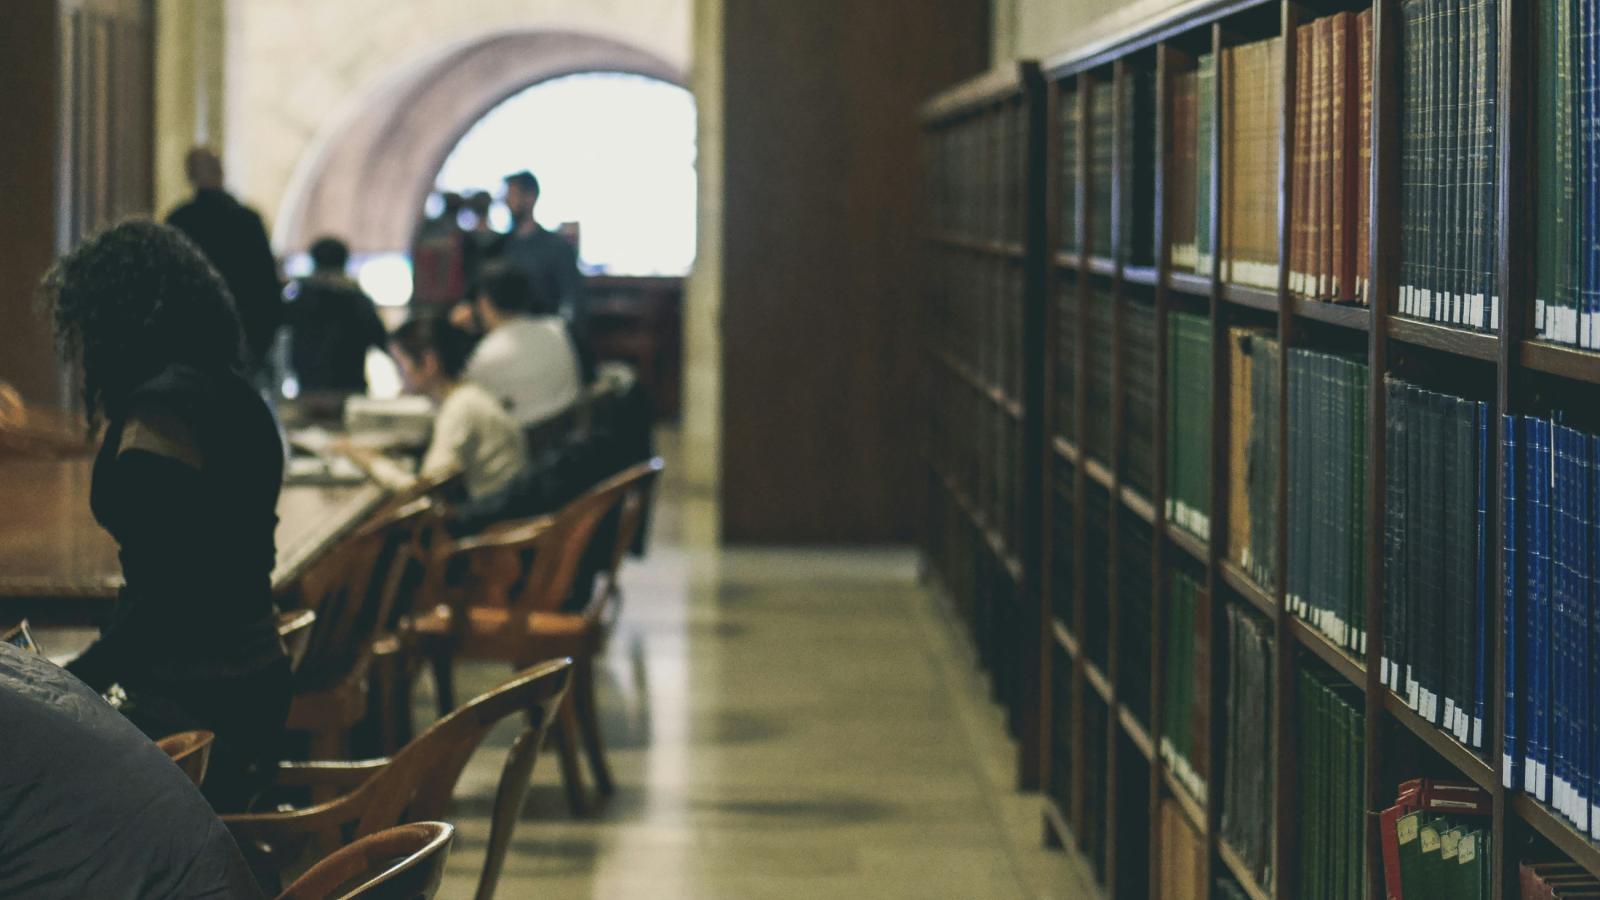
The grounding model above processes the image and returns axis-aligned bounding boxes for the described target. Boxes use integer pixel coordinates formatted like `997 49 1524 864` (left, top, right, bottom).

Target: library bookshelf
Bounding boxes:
919 1 1600 898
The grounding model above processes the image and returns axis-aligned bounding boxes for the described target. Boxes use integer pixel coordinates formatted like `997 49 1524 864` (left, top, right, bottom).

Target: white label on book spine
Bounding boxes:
1537 298 1547 330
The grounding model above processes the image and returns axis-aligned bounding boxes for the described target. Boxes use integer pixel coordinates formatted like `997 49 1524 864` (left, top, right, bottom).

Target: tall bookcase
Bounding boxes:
919 1 1600 898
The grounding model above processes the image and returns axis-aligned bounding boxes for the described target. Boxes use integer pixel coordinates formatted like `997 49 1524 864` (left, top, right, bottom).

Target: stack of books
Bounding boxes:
1502 413 1599 836
1162 565 1210 803
1287 348 1370 651
1167 311 1213 540
1379 780 1492 900
1226 328 1281 591
1169 66 1200 272
1219 36 1285 289
1396 0 1501 332
1118 512 1154 726
1382 377 1490 754
1220 603 1274 888
1289 10 1375 305
1122 294 1157 497
1297 666 1366 900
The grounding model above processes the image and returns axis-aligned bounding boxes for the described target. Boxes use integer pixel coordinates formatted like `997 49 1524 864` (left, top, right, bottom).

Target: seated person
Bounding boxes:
461 262 582 431
382 315 530 502
0 641 263 898
286 236 388 394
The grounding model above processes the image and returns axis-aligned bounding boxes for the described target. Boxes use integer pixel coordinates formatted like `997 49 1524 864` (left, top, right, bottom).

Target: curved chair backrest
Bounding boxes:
295 498 436 682
276 821 454 900
276 609 318 675
156 730 215 788
225 659 572 861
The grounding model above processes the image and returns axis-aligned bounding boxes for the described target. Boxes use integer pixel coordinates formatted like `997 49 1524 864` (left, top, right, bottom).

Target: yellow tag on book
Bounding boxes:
1419 826 1440 854
1396 813 1420 845
1458 833 1477 864
1440 829 1460 861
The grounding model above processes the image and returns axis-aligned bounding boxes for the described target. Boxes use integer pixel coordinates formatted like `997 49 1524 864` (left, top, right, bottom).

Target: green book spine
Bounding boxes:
1197 55 1215 273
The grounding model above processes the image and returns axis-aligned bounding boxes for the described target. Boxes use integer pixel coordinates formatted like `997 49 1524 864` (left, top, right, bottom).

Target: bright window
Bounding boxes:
430 72 698 277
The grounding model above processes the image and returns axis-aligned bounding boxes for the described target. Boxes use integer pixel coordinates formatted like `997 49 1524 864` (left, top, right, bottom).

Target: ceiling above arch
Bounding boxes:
277 29 685 254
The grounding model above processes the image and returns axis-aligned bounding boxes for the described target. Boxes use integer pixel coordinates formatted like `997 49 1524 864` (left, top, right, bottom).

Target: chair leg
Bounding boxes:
573 656 614 796
429 650 456 718
552 699 589 817
475 727 542 900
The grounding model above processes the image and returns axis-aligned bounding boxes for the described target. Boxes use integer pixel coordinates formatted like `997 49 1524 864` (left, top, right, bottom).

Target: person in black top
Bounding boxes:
166 147 283 375
287 236 387 394
497 170 595 381
42 219 292 812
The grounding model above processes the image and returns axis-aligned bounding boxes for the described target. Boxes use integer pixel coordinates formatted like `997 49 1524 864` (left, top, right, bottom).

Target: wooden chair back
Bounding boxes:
276 609 317 674
443 459 663 622
224 659 572 885
156 730 215 788
294 498 435 683
276 821 453 900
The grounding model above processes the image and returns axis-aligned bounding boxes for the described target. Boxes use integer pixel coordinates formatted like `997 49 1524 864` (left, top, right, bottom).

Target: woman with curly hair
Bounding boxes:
41 219 291 811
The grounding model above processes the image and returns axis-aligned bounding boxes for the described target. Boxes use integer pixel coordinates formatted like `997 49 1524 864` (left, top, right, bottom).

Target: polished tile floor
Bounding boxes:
420 463 1100 898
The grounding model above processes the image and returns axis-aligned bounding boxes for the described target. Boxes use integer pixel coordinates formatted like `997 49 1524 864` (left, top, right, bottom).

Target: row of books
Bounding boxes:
1502 414 1600 837
928 253 1026 407
1396 0 1502 332
1161 565 1210 803
1521 860 1600 898
1054 281 1077 443
1058 72 1157 265
1218 37 1285 290
927 99 1027 245
1225 328 1281 592
1382 377 1490 754
1118 512 1154 726
1297 666 1366 900
1122 294 1157 497
1219 602 1274 889
1289 10 1374 305
1084 286 1114 465
1380 780 1493 900
1289 348 1370 653
1533 0 1590 349
1167 311 1213 540
925 364 1025 551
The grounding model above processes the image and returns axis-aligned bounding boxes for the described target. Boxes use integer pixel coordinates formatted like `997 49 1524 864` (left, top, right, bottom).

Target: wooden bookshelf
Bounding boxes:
920 0 1594 896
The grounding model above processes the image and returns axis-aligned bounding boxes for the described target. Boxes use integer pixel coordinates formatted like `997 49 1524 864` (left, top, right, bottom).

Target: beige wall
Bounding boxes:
992 0 1209 63
221 0 691 244
154 0 226 216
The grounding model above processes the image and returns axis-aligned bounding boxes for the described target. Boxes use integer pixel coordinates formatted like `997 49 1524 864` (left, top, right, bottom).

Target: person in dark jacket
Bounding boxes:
166 147 283 374
498 170 595 381
287 236 387 394
42 220 292 812
0 641 264 899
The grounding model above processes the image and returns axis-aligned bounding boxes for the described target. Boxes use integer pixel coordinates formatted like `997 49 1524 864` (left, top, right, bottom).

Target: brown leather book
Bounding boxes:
1331 12 1354 300
1315 15 1333 299
1357 7 1374 305
1171 69 1200 270
1293 23 1315 296
1228 327 1254 571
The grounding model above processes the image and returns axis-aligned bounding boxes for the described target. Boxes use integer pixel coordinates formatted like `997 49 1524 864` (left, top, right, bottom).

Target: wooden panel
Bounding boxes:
719 0 990 543
0 0 153 410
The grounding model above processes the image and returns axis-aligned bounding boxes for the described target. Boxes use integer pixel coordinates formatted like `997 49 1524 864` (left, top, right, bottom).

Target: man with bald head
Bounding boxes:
166 147 283 376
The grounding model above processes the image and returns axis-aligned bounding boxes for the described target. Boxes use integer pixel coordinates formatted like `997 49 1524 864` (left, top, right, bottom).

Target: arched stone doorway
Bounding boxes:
275 29 686 254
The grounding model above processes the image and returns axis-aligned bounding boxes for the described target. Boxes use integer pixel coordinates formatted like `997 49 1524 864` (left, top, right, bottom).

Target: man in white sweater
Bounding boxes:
463 261 583 430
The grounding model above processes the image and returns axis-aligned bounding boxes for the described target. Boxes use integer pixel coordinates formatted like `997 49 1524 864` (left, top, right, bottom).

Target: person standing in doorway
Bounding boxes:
497 170 594 381
286 236 388 395
166 147 283 379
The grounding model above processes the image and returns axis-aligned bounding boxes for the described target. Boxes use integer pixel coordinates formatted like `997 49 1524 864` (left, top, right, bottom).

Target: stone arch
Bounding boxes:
275 29 686 254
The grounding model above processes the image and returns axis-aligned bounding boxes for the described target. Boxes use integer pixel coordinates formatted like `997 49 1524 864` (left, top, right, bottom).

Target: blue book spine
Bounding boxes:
1476 403 1489 750
1589 0 1599 346
1536 417 1552 801
1590 432 1600 838
1578 429 1592 832
1556 424 1569 818
1505 414 1521 788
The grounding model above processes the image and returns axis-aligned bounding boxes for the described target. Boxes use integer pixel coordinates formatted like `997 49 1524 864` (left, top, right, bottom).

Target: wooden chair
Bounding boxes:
225 659 572 900
157 730 215 788
412 457 663 815
285 498 437 761
276 822 453 900
277 609 318 675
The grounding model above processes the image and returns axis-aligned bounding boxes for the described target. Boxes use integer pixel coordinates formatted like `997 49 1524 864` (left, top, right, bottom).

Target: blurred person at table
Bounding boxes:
41 220 292 812
383 314 529 502
0 641 264 898
462 261 582 431
286 236 388 394
166 147 283 381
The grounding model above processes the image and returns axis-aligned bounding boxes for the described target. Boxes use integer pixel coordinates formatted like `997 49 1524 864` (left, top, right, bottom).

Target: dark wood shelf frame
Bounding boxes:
919 0 1586 896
